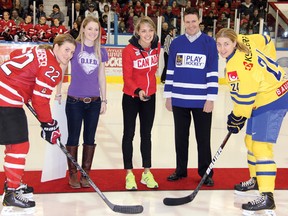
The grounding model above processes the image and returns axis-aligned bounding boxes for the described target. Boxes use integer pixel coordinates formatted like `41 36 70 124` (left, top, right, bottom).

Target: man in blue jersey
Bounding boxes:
164 8 219 186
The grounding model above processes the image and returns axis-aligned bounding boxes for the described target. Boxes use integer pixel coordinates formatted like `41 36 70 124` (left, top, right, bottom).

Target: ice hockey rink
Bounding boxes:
1 83 288 216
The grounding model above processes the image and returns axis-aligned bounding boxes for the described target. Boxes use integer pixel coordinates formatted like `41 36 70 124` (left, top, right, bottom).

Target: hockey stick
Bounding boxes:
163 132 232 206
26 103 144 214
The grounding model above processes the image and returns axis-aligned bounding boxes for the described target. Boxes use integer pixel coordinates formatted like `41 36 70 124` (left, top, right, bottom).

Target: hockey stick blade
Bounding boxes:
163 132 232 206
26 103 144 214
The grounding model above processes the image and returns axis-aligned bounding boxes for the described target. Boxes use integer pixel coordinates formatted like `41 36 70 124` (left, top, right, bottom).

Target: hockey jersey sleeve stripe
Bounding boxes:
231 91 257 98
173 82 208 89
231 96 255 105
207 94 217 101
33 90 51 99
166 69 174 75
207 71 218 77
207 82 219 88
35 78 54 91
172 93 208 100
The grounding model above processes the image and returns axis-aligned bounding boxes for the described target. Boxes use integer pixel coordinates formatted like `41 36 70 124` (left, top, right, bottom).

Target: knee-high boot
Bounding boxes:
80 144 96 188
66 146 81 189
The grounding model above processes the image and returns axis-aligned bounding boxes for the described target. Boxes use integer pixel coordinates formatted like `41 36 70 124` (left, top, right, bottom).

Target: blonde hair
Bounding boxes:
76 16 102 62
134 16 156 38
216 28 250 54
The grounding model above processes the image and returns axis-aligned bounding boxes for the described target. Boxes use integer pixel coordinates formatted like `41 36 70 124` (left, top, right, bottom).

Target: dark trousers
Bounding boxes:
122 93 155 169
65 96 101 146
161 52 169 82
172 106 213 178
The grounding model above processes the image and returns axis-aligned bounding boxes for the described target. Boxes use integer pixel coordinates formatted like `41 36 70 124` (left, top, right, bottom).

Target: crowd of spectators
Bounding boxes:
0 0 269 43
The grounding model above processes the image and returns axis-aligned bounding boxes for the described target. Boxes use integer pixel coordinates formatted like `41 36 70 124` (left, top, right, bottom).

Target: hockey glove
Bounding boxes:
227 112 247 134
40 120 61 144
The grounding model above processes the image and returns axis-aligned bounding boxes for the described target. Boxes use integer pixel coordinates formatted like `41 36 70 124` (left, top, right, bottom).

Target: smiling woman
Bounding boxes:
0 33 76 213
55 16 109 190
215 28 287 216
121 16 161 191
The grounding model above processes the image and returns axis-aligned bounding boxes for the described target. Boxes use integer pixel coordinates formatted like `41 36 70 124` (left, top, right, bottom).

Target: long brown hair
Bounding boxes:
76 16 102 62
38 34 76 50
216 28 250 55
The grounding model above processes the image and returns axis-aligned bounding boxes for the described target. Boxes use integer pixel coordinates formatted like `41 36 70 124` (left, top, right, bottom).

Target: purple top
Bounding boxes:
68 43 108 97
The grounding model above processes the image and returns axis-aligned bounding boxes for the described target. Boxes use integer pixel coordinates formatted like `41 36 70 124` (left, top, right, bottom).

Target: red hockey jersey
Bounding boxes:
0 46 62 123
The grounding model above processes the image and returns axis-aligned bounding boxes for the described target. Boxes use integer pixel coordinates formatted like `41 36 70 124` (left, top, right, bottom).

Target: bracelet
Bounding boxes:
56 94 62 97
101 99 107 104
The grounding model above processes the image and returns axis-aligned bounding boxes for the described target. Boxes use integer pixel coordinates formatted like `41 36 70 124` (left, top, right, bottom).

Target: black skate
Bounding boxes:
242 192 276 216
1 189 35 215
4 182 34 200
234 177 259 196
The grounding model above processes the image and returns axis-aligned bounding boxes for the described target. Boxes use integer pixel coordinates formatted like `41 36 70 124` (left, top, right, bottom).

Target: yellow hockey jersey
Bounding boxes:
225 47 287 118
238 34 276 60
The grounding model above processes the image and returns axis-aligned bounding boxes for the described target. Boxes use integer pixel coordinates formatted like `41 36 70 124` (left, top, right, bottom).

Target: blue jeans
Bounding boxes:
65 96 101 146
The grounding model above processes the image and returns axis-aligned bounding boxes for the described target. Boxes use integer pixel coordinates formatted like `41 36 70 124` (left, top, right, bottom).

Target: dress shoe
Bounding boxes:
203 177 214 187
167 173 187 181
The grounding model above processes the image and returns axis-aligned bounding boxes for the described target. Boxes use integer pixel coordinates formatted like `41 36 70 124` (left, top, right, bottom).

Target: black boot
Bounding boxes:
80 144 96 188
66 146 80 189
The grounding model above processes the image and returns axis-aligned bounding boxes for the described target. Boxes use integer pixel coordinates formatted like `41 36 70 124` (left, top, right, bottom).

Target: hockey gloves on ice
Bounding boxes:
227 112 247 134
40 120 61 144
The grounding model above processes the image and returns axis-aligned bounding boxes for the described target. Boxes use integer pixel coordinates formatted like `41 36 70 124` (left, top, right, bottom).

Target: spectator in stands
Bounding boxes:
13 0 24 18
121 1 133 18
196 0 206 15
36 4 47 22
28 0 43 8
0 0 13 15
102 4 114 23
203 11 216 30
185 0 192 9
85 3 99 19
250 8 260 26
17 15 35 42
171 1 181 18
0 11 16 41
206 1 218 18
48 4 65 27
254 0 267 17
101 14 114 33
23 3 34 18
110 0 121 16
33 15 52 42
134 0 144 17
20 0 29 9
99 0 110 15
126 11 135 33
161 21 169 45
219 2 230 18
239 0 254 16
11 9 24 27
147 0 158 17
163 6 175 25
160 0 168 14
118 20 127 33
161 25 176 83
70 21 80 39
68 1 85 29
199 22 206 32
217 12 228 30
51 18 69 42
